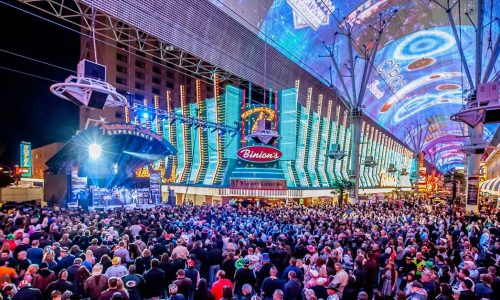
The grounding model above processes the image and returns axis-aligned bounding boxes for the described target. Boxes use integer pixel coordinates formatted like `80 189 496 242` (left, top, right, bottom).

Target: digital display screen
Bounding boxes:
210 0 500 171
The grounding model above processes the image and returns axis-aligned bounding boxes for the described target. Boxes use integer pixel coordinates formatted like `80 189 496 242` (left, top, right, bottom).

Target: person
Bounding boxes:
55 248 75 276
406 281 427 300
239 284 254 300
121 265 145 300
184 259 200 300
330 263 349 299
211 270 233 300
456 279 477 300
326 282 339 300
474 274 494 299
73 265 91 297
174 269 193 300
282 258 302 283
105 257 129 278
221 285 233 300
12 280 43 300
234 259 256 298
419 270 436 300
261 267 284 300
283 271 300 300
436 283 454 300
272 290 283 300
98 277 129 300
26 240 43 266
143 258 166 299
85 264 110 300
194 278 215 300
32 262 56 293
45 269 74 298
168 284 185 300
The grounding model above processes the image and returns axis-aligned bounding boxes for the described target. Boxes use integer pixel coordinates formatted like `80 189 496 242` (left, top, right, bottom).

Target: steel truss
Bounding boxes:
18 0 236 83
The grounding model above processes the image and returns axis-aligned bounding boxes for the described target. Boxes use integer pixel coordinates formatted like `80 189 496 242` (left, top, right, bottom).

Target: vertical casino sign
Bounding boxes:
19 141 32 177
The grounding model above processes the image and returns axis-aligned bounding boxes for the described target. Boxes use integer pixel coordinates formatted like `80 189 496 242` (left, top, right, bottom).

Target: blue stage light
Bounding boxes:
88 143 102 160
142 112 149 119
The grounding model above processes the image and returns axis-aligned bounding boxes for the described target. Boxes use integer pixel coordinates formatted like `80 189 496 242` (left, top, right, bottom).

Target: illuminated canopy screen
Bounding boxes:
210 0 500 172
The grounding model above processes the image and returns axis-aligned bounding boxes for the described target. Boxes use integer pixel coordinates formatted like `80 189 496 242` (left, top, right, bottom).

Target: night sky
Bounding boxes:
0 0 79 166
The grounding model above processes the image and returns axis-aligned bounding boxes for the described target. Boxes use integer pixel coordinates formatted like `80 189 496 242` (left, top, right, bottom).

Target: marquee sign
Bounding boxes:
237 146 282 163
101 123 163 142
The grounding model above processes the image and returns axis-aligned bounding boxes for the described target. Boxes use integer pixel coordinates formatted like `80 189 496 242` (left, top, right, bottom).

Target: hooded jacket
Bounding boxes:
32 268 56 292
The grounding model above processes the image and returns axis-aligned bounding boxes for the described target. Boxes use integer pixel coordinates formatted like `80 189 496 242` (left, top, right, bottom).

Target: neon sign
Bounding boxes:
237 146 282 163
19 142 32 177
241 106 276 133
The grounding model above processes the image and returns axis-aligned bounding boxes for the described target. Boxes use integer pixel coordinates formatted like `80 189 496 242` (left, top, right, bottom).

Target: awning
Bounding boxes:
480 178 500 196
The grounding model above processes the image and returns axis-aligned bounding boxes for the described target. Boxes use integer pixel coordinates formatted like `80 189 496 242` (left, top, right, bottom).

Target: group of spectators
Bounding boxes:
0 200 498 300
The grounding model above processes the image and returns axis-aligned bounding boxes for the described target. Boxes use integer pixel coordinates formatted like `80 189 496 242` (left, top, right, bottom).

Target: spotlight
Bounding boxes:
229 130 238 137
88 143 102 160
218 128 226 136
142 112 149 119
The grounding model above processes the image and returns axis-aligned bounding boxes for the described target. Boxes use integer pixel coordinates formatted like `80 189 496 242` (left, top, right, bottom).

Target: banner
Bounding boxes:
466 176 479 206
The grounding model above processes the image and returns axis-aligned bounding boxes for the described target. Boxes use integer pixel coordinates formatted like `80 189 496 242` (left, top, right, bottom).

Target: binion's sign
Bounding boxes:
237 146 282 163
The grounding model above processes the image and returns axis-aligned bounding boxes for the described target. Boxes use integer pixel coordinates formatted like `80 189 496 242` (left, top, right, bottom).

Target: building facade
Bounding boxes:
31 143 64 179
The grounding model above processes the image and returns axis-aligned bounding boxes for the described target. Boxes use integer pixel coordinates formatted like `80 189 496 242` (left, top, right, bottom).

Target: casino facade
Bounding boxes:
129 76 414 205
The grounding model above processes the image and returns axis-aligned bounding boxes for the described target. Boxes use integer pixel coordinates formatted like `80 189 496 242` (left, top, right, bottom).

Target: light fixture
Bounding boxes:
88 143 102 160
142 112 149 119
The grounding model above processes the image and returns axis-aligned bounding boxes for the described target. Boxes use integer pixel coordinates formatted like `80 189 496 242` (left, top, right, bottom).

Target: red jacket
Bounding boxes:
211 278 233 300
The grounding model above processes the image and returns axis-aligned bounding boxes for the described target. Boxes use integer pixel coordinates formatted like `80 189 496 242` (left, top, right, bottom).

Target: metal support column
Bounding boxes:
349 109 362 204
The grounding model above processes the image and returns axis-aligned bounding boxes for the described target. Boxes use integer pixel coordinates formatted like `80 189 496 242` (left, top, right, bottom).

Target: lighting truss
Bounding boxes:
133 104 239 136
17 0 236 83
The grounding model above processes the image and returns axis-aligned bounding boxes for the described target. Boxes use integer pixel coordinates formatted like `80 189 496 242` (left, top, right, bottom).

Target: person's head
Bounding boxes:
421 270 432 283
217 270 226 280
482 274 493 285
151 258 159 269
51 290 62 300
488 266 496 276
242 284 253 296
59 269 68 280
459 268 470 279
169 284 178 295
18 251 27 260
111 292 123 300
272 289 284 300
288 271 297 280
222 285 233 299
128 265 136 274
270 266 278 277
289 257 297 266
198 278 208 291
108 277 118 289
416 252 423 260
461 279 474 291
440 283 452 295
411 281 423 292
334 262 342 272
177 269 185 278
357 291 368 300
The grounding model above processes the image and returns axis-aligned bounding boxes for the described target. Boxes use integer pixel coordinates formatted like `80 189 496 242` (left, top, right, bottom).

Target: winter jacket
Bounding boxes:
32 268 56 293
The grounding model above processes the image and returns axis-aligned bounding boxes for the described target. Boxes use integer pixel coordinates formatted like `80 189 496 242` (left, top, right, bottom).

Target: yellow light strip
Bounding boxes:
213 74 221 185
195 79 203 183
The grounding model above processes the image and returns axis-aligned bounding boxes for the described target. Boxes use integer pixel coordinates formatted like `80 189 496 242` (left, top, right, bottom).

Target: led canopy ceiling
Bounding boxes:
210 0 500 171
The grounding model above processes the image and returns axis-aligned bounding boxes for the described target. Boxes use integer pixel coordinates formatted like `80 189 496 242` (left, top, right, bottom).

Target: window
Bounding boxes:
116 77 127 85
186 77 192 84
166 81 174 89
152 87 161 95
135 83 145 90
135 60 145 68
135 49 146 58
135 72 145 80
135 93 144 101
115 112 123 119
152 77 161 85
116 65 127 74
166 71 174 79
117 43 128 50
116 53 128 63
186 87 192 95
152 66 161 74
153 57 161 64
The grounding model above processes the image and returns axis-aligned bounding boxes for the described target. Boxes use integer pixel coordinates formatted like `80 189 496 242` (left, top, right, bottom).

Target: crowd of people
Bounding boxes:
0 200 498 300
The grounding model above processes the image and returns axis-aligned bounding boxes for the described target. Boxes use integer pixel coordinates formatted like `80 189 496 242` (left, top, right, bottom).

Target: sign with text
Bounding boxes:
237 146 282 163
466 176 479 206
19 142 32 177
230 179 287 190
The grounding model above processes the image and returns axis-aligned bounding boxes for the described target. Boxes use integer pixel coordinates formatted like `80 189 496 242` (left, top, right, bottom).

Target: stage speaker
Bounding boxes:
88 90 108 109
78 59 106 81
484 109 500 124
